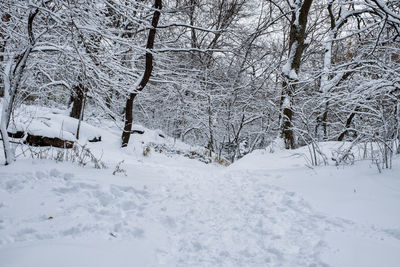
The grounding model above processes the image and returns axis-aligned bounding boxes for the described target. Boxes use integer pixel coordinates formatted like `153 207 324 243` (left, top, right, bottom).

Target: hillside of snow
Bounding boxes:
0 106 399 267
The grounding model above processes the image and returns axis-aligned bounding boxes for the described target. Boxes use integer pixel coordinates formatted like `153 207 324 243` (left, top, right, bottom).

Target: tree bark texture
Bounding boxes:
280 0 313 149
338 107 358 141
69 83 86 119
121 0 162 147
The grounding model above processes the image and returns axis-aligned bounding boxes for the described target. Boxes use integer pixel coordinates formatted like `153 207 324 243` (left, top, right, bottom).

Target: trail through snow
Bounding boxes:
1 152 399 266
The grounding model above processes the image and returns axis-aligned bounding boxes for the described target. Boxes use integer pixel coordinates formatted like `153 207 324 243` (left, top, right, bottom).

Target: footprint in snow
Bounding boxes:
161 216 177 229
63 173 74 181
35 170 48 179
49 168 62 177
120 200 137 211
156 249 171 265
132 227 145 238
4 180 24 192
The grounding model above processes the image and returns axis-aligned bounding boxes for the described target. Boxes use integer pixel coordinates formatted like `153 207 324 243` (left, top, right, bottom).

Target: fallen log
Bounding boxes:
25 134 74 148
8 131 25 138
131 130 145 135
88 136 101 142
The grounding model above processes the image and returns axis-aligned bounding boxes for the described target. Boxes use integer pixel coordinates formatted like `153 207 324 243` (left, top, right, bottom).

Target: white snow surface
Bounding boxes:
0 110 400 266
8 104 101 141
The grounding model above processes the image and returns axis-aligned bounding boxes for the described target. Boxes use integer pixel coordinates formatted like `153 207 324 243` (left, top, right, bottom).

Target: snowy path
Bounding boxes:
0 157 399 266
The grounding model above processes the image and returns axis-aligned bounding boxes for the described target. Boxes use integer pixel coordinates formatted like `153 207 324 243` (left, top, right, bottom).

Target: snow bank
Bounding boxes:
8 104 101 142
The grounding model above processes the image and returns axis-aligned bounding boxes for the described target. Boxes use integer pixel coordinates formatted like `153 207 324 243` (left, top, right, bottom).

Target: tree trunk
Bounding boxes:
69 83 85 119
0 102 13 165
121 93 137 147
316 1 362 141
338 108 358 141
279 0 313 149
121 0 162 147
280 81 295 149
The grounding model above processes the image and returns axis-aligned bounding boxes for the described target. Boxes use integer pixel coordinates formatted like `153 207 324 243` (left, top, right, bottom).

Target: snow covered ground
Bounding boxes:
0 111 399 266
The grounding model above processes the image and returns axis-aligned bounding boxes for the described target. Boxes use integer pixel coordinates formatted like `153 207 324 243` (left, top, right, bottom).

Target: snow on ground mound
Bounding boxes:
231 140 389 171
229 142 400 266
4 104 221 167
8 104 101 142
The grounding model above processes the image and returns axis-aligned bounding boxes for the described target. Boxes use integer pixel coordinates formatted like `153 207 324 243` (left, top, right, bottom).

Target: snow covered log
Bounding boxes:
7 131 24 139
25 134 74 149
131 130 145 135
88 136 101 142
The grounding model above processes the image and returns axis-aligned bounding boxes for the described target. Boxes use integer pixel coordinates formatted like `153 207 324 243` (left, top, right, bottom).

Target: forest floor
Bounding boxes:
0 112 399 266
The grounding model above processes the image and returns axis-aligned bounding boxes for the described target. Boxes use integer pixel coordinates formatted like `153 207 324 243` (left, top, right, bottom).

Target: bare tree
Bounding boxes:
121 0 162 147
1 6 39 165
280 0 313 149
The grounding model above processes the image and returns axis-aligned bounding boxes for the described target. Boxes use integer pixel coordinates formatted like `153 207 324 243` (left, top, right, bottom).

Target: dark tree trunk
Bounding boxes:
315 101 329 140
121 0 162 147
121 93 137 147
279 0 313 149
280 81 295 149
322 103 328 138
69 83 86 120
338 107 358 141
